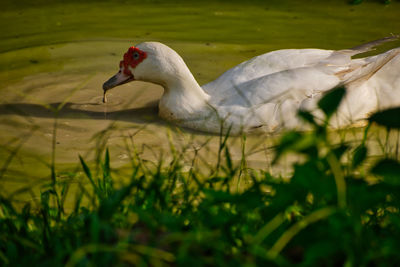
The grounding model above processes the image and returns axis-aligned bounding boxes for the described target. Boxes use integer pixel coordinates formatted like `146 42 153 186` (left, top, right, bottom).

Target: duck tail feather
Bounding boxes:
341 48 400 84
348 34 399 55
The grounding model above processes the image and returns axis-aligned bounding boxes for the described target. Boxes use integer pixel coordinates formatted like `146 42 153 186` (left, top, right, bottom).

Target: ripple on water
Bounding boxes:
69 94 124 112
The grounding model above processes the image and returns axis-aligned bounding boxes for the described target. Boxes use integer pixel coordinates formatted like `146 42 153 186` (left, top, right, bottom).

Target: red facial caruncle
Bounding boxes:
119 46 147 76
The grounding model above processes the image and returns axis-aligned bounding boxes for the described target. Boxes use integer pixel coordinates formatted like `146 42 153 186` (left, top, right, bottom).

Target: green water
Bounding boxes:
2 0 400 83
0 0 399 197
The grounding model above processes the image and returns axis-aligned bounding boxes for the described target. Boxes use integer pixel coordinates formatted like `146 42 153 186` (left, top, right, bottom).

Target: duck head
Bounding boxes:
103 42 192 92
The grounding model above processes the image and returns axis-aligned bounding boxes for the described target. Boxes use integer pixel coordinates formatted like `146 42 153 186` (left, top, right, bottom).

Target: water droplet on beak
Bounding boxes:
103 90 108 103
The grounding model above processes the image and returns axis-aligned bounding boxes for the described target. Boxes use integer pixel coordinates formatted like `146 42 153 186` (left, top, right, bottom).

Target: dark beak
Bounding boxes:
103 71 134 91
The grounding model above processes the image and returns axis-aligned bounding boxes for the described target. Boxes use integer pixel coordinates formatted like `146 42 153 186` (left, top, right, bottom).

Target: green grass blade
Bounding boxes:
267 207 336 259
79 155 100 198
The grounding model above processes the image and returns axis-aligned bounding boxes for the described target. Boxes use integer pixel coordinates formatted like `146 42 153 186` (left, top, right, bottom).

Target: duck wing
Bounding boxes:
203 35 399 98
202 48 334 96
207 36 400 106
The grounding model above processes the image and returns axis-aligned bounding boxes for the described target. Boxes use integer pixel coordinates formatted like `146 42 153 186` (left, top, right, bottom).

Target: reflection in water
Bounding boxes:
0 102 160 123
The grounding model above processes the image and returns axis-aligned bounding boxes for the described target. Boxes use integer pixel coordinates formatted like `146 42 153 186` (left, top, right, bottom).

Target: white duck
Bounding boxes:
103 37 400 134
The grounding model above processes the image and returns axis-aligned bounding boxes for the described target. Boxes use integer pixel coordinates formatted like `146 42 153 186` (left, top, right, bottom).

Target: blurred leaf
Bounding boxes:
267 207 336 259
273 131 317 163
347 180 389 214
369 107 400 129
291 162 336 203
0 197 16 217
298 110 316 126
101 149 113 198
225 146 233 173
371 158 400 185
89 214 100 243
203 189 237 203
79 155 93 181
103 148 110 178
352 145 367 168
98 180 136 220
73 190 84 214
0 250 9 265
252 213 285 245
273 131 301 163
79 155 97 190
21 203 31 222
302 241 342 266
332 144 349 161
317 87 346 119
40 190 50 210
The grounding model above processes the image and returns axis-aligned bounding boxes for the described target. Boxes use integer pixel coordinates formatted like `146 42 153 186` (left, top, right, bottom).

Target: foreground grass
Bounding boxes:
1 88 400 266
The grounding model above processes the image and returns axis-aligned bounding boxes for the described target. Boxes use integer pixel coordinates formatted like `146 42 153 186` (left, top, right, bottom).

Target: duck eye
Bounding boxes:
133 52 140 60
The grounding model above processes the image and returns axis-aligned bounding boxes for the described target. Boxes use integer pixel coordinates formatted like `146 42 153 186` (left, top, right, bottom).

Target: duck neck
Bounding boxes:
159 66 210 118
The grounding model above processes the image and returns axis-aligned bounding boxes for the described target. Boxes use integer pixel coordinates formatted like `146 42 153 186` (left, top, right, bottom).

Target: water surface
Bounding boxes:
1 0 400 197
